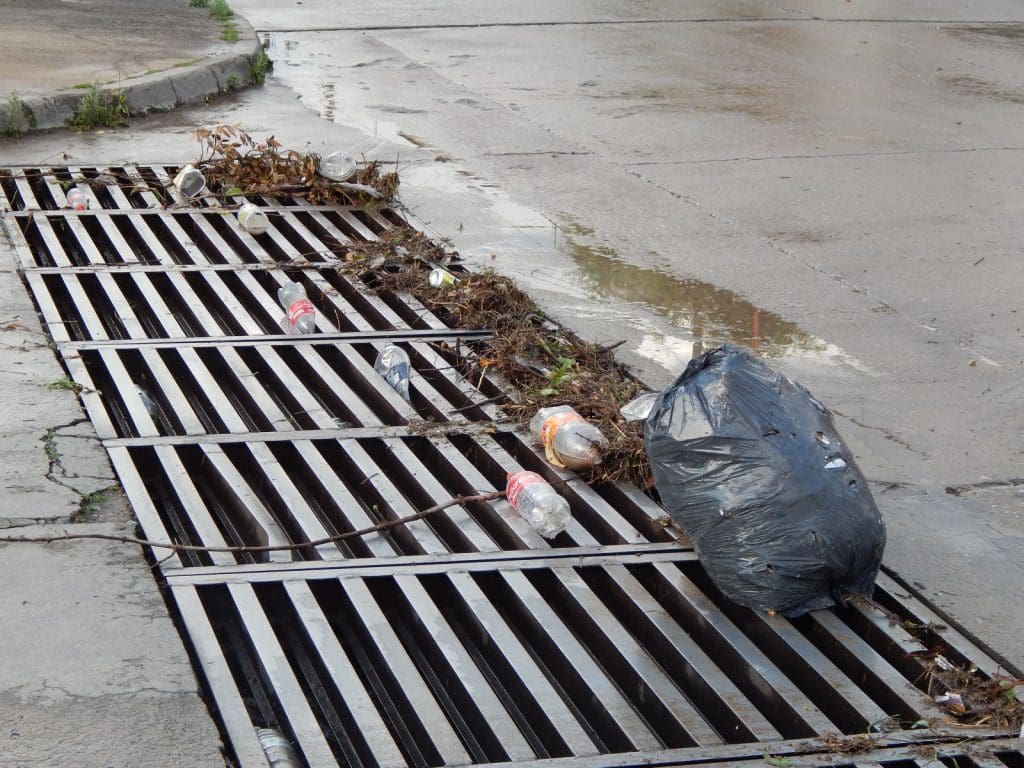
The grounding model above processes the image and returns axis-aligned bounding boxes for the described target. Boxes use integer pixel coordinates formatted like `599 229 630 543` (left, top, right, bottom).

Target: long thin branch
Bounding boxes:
0 491 505 556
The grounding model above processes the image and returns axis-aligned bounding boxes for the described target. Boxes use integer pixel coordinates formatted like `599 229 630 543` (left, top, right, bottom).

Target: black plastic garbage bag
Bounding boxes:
645 344 886 617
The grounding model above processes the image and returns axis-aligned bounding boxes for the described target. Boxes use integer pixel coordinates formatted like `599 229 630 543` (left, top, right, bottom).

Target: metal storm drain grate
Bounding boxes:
2 166 1019 768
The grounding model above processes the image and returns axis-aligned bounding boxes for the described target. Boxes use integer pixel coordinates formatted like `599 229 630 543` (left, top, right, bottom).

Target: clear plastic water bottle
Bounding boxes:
256 728 301 768
619 392 658 422
373 343 411 402
529 405 607 470
66 188 88 211
506 470 571 538
320 151 357 181
277 280 316 334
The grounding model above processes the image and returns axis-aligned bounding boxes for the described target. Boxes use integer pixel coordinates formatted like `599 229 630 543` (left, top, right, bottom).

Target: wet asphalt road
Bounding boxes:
2 1 1021 669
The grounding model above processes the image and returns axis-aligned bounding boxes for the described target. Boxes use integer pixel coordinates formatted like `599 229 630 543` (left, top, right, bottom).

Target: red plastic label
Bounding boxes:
287 299 315 324
506 471 545 510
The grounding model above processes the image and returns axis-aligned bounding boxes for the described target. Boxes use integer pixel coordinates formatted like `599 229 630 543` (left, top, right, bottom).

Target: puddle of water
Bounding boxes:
265 34 419 151
399 162 866 374
261 34 863 378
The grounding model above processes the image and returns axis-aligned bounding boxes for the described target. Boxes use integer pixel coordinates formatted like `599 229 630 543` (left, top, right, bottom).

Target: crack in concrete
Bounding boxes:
0 516 72 530
255 18 1024 34
483 150 595 157
624 146 1024 166
832 409 925 455
946 478 1024 496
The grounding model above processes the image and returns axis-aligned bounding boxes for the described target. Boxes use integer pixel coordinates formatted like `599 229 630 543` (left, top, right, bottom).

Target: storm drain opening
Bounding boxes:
2 167 1020 768
167 562 1017 768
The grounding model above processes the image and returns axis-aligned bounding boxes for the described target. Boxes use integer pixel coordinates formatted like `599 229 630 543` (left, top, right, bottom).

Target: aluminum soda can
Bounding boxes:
428 268 456 288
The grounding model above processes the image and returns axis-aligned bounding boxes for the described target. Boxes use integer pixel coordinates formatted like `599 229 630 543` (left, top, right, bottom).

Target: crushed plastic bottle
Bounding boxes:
238 203 269 235
256 728 301 768
277 280 316 334
373 343 411 402
136 384 158 418
529 405 608 470
619 392 658 422
506 470 571 538
66 188 88 211
172 164 206 198
428 268 457 288
319 151 357 181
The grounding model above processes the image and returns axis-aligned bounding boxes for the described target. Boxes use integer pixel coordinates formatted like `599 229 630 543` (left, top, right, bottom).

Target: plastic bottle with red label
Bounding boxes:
505 471 570 538
277 280 316 334
66 188 88 211
529 405 608 470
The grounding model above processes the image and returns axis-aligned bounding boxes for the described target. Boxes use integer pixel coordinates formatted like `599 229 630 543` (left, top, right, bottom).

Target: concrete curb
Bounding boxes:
17 17 264 133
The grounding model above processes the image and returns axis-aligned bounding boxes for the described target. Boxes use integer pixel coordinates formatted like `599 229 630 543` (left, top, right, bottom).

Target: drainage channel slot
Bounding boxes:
110 436 672 566
70 340 505 439
25 266 452 340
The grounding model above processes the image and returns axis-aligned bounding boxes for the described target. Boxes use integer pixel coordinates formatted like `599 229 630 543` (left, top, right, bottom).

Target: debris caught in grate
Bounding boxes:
1 165 1019 768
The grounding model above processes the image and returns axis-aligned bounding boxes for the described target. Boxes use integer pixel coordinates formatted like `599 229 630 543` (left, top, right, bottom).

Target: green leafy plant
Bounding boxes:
250 51 272 85
225 74 240 91
209 0 233 21
69 86 129 131
188 0 209 6
0 93 31 138
540 356 577 396
71 487 111 523
42 429 60 463
220 24 240 42
44 377 83 393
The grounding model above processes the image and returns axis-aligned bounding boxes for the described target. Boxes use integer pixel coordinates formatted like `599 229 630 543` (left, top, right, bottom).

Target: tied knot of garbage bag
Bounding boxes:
644 344 886 617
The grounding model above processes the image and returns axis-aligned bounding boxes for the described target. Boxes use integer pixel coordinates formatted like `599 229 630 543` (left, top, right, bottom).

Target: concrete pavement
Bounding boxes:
0 222 224 764
1 2 243 763
0 0 262 132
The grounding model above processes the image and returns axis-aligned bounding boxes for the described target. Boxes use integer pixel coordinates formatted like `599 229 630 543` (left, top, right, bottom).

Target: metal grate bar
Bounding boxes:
101 436 674 565
25 268 457 340
338 576 475 765
164 545 693 584
644 562 842 736
226 582 340 765
283 580 409 767
64 342 505 439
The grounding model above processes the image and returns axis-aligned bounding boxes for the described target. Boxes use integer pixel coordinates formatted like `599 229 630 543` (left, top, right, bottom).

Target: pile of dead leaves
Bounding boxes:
344 228 653 487
923 656 1023 731
192 124 398 205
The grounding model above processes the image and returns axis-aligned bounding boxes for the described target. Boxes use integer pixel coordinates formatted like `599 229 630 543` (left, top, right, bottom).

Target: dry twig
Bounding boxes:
0 491 506 564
